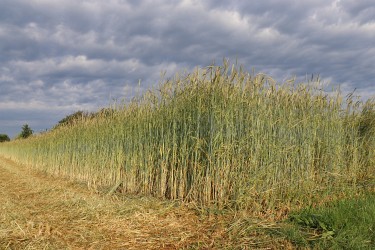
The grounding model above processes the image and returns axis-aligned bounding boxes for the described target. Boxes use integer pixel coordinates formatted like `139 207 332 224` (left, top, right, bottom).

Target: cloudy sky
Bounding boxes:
1 0 374 138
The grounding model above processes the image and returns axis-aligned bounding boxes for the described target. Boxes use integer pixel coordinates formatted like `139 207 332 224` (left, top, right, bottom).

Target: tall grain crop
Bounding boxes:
1 61 373 211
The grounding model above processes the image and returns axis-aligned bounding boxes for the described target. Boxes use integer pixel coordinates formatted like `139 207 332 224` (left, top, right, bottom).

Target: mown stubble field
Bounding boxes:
0 156 290 249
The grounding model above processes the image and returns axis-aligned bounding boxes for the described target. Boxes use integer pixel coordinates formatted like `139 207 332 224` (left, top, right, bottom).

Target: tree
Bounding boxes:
0 134 10 142
53 111 89 129
52 108 116 131
19 124 33 139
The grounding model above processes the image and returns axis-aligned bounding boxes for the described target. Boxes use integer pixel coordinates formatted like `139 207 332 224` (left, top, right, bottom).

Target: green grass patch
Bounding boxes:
275 193 375 249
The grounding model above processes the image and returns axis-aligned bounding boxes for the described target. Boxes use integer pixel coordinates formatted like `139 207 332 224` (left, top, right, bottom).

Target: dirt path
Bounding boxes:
0 156 224 249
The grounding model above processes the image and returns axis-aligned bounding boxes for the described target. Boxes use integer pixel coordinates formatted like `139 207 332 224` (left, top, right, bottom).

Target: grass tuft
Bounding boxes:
275 193 375 249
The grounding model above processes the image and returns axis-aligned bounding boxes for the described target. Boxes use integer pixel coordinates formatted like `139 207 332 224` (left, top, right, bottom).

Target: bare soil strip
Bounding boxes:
0 156 289 249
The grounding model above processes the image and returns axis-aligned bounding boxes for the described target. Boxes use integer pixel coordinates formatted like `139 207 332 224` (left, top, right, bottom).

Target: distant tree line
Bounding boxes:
1 109 117 142
53 108 116 130
53 111 91 129
0 124 34 142
0 134 10 142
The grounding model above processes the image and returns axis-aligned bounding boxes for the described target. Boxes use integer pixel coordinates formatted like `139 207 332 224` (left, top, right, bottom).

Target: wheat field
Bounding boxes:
0 61 373 212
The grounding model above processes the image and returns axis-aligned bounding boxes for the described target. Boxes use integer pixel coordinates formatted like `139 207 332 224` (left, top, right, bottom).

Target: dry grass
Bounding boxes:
0 156 293 249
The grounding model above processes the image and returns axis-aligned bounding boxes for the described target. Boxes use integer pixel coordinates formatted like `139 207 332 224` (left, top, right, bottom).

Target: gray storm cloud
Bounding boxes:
1 0 374 137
